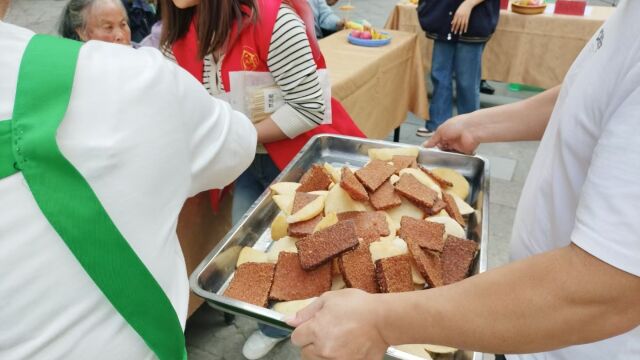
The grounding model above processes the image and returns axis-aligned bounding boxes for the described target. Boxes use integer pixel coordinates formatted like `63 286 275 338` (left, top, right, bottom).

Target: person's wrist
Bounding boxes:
373 294 399 346
455 112 483 147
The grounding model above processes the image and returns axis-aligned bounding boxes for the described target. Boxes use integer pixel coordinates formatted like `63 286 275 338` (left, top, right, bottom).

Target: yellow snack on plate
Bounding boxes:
386 198 424 229
236 247 269 267
370 238 407 262
331 274 346 290
269 182 300 195
450 192 475 215
423 344 457 354
324 183 367 215
314 212 339 232
425 216 466 239
431 167 470 200
286 195 326 223
266 236 298 262
344 20 363 31
270 212 288 240
393 344 434 359
273 194 294 215
323 163 341 183
273 298 316 316
368 147 420 162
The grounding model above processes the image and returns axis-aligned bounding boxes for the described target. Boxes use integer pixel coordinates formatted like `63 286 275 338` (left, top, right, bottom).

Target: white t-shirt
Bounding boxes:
0 22 256 359
509 1 640 359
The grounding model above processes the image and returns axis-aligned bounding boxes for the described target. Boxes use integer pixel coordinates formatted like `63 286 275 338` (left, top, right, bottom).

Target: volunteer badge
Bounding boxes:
241 47 260 71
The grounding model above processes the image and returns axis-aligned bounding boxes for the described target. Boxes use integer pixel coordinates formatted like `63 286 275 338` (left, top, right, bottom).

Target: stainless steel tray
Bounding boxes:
190 134 490 360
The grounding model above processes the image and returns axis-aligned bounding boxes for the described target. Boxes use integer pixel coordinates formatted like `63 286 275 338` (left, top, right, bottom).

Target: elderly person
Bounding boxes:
58 0 131 45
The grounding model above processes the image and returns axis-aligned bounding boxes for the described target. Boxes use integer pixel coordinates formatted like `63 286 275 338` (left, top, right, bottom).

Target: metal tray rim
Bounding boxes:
188 134 490 360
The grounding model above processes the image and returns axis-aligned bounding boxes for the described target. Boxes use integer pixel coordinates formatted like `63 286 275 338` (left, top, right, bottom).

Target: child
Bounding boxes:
417 0 499 136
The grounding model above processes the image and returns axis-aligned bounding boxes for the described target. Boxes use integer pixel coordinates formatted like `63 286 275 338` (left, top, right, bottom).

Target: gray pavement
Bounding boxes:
3 0 613 359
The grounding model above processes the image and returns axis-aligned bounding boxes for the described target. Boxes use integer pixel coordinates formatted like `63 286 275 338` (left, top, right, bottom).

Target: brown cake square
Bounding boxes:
442 236 478 285
420 166 453 188
374 255 414 293
354 160 396 192
269 252 332 301
391 155 418 174
339 241 379 293
297 164 333 193
337 211 390 237
369 180 402 210
443 193 465 226
426 199 447 216
224 262 275 307
406 237 444 288
288 214 323 238
340 167 369 201
394 173 438 209
296 220 359 270
357 227 381 244
398 216 445 252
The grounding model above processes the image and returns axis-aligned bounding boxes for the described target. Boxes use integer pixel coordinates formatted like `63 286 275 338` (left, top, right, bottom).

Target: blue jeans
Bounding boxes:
231 154 281 225
427 40 484 132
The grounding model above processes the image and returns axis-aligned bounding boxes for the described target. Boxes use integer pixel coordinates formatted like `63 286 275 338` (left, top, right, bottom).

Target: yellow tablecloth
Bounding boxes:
385 3 614 89
320 30 429 139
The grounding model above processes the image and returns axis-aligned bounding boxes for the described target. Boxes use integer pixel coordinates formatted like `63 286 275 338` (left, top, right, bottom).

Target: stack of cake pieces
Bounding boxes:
225 154 480 308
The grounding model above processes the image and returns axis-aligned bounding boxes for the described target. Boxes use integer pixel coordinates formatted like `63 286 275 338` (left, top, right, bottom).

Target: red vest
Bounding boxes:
172 0 365 171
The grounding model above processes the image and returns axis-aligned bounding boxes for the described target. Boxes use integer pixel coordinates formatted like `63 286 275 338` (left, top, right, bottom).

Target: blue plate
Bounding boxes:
347 33 392 47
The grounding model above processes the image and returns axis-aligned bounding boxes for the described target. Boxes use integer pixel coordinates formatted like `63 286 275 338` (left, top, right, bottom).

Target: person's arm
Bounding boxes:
425 85 561 154
261 5 326 144
288 244 640 358
288 84 640 359
140 47 257 193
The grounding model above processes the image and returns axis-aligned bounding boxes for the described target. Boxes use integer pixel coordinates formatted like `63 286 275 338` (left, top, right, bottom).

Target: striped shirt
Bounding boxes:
165 5 325 140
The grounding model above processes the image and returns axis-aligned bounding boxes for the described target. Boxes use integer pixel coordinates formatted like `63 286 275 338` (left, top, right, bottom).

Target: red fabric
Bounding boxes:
554 0 586 16
172 0 365 172
172 20 202 82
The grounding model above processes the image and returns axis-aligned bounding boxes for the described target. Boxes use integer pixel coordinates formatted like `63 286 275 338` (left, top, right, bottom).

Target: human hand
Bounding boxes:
423 114 479 154
287 289 389 360
451 0 473 35
336 19 345 30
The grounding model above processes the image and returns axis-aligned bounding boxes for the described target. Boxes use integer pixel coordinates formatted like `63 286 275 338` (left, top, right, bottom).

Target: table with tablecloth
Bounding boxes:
320 29 429 139
385 2 614 89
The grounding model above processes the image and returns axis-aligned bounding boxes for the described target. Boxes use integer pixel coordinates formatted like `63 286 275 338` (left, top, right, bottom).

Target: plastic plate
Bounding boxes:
347 33 392 47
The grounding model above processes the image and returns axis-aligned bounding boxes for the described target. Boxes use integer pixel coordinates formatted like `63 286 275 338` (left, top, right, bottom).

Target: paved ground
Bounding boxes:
3 0 613 359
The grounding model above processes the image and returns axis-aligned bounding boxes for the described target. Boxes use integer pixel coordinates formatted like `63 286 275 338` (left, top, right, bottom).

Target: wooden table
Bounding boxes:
385 2 614 89
320 29 429 139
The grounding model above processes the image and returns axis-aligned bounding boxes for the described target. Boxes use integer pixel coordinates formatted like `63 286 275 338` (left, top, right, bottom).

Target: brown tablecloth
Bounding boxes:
385 2 614 89
320 29 429 139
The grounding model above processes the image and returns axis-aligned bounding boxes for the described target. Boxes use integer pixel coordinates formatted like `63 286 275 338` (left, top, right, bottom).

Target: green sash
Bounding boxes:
0 35 186 360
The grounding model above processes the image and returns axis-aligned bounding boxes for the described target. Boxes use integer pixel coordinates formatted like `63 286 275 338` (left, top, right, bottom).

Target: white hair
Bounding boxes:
58 0 127 40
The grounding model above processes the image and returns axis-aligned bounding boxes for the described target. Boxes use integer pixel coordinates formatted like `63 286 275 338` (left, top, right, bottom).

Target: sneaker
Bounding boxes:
242 330 286 359
416 127 434 137
480 80 495 95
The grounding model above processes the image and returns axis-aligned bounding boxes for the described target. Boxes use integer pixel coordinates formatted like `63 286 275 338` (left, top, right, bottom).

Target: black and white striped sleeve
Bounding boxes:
267 5 326 138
